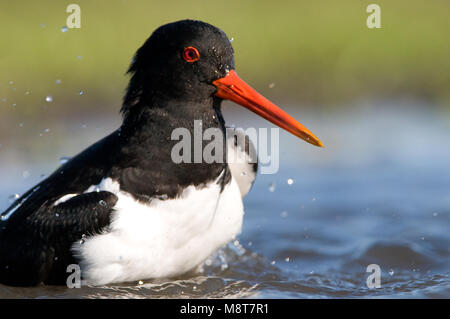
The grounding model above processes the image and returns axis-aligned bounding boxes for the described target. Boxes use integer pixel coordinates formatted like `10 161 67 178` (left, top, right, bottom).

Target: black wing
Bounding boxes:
0 131 121 286
0 191 118 286
0 131 121 228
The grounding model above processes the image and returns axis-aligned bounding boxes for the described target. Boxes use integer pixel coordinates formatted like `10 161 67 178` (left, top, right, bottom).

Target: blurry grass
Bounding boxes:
0 0 449 118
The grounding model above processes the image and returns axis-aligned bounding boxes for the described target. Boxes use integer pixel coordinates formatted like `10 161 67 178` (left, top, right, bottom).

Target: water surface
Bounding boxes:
0 102 449 298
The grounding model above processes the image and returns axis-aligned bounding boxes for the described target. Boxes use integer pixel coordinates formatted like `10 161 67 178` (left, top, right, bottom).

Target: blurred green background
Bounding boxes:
0 0 449 119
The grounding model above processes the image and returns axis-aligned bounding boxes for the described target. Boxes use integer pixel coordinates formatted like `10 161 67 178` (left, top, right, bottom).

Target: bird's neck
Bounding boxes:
116 97 230 199
121 96 226 140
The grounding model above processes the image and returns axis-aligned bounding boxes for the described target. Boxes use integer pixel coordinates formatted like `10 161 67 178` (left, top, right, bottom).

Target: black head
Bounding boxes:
121 19 323 147
122 20 234 118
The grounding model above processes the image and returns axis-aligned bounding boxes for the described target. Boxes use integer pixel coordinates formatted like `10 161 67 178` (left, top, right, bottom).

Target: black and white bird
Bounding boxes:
0 20 323 286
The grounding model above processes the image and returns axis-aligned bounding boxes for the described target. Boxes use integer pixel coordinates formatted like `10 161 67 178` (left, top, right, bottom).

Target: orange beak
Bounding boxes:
213 70 324 147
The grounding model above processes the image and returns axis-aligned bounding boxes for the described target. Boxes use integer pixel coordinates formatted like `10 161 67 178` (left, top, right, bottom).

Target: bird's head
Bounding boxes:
123 19 323 147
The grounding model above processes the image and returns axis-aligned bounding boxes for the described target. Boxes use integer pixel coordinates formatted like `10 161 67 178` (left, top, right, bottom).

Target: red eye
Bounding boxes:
182 46 200 62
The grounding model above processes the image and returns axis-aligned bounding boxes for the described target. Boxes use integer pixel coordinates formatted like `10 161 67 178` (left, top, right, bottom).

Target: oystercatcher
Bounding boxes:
0 20 323 286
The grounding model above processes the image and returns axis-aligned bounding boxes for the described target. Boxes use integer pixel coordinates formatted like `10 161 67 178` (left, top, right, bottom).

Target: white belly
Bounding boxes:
72 175 244 286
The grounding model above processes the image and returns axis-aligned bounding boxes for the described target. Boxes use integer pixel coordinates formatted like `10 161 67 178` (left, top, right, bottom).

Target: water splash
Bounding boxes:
268 183 276 192
59 157 71 165
8 194 20 203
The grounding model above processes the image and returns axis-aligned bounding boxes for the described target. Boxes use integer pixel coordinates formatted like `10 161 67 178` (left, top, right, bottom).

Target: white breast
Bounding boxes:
72 175 243 286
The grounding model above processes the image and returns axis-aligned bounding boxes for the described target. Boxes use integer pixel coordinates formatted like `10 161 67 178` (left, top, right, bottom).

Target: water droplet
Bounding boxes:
229 37 234 43
56 79 61 85
193 286 197 291
287 178 294 185
220 262 228 271
44 128 50 133
79 90 84 95
25 91 30 95
79 234 86 244
54 256 58 261
61 26 68 32
77 55 82 60
59 156 71 165
285 257 290 262
99 200 107 207
268 183 276 192
247 241 252 247
138 280 144 285
389 269 394 276
268 83 275 89
271 260 276 265
12 103 17 107
55 213 60 217
8 194 20 203
45 95 53 103
432 212 438 217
